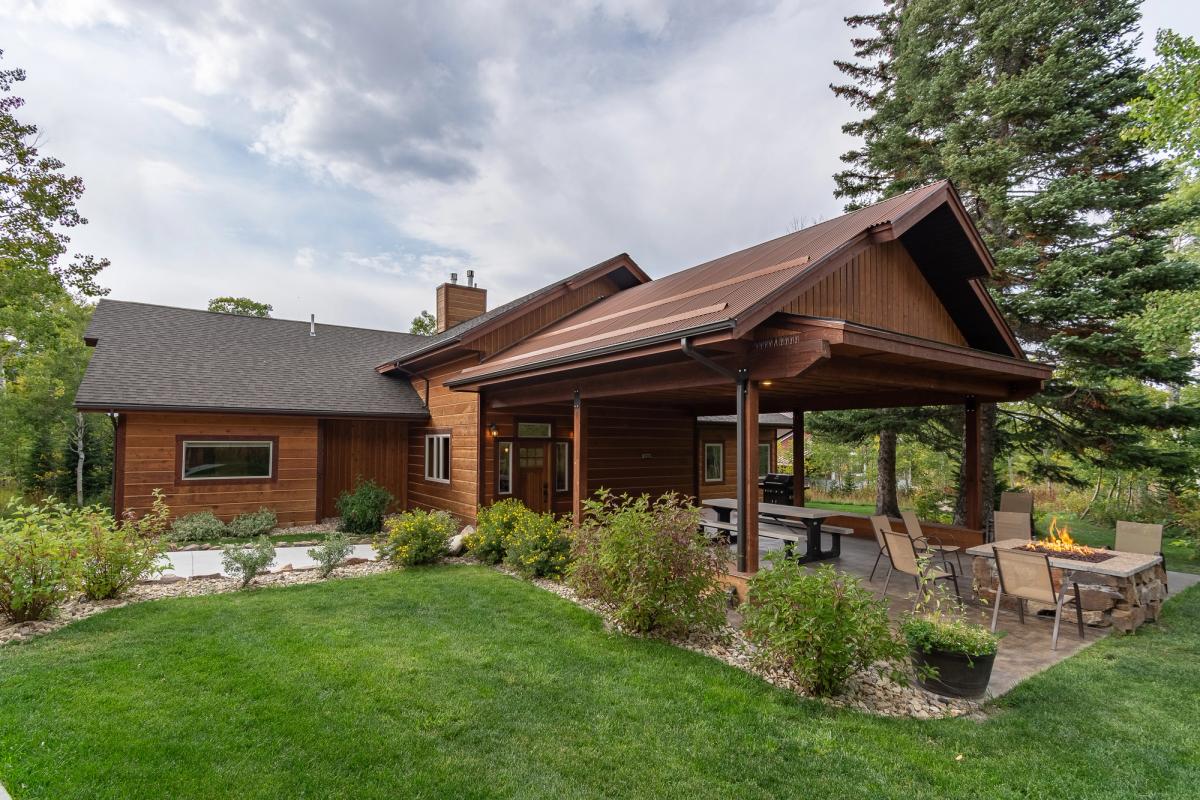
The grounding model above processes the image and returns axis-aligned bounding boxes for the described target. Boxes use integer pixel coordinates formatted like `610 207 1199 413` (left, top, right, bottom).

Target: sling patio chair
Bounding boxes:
868 514 896 581
992 510 1033 541
990 546 1084 650
1116 520 1167 593
999 491 1034 516
900 510 963 574
882 529 961 605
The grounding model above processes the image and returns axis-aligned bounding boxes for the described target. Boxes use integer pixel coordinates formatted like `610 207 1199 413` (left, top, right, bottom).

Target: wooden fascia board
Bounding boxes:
890 183 997 276
968 279 1024 359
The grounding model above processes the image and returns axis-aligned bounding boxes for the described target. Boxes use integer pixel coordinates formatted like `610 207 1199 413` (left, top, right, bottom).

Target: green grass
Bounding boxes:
1 568 1198 799
805 499 876 515
1041 513 1200 575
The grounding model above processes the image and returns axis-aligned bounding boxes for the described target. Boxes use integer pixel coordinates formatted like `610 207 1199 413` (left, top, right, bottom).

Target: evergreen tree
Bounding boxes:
831 0 1200 521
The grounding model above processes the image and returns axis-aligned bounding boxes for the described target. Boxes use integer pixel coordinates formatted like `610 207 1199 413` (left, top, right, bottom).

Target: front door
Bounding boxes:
517 443 550 512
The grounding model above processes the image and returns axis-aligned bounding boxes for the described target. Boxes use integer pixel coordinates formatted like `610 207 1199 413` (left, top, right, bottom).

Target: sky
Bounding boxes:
3 0 1199 331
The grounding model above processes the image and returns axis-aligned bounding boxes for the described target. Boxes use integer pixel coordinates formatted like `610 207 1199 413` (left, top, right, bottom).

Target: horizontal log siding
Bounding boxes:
408 356 480 522
119 412 317 525
783 240 968 347
697 425 776 502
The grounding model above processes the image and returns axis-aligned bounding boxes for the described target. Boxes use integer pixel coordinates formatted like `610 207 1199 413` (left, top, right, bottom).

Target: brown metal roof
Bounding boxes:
454 181 953 384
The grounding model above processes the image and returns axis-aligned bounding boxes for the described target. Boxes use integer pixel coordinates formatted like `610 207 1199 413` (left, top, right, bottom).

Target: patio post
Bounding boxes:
792 408 804 506
964 397 982 530
572 390 588 525
736 373 760 573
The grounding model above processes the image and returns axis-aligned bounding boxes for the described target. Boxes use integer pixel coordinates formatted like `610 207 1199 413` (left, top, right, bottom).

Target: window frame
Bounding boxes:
496 439 514 495
553 440 571 494
175 435 278 485
424 432 452 484
758 442 772 478
703 441 724 483
515 419 554 439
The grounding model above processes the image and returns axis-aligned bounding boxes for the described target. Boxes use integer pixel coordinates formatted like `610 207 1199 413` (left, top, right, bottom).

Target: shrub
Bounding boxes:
468 499 527 564
170 510 226 542
80 491 170 600
375 509 455 566
743 558 905 697
227 507 277 538
0 500 84 622
569 490 728 637
221 537 276 588
307 532 354 578
901 553 998 661
504 510 571 579
336 479 394 535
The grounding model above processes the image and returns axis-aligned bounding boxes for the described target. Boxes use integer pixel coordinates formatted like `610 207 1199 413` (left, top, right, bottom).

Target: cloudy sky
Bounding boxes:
3 0 1197 330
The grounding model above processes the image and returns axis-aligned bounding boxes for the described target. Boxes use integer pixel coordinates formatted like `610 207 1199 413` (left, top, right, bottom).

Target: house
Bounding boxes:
75 180 1051 571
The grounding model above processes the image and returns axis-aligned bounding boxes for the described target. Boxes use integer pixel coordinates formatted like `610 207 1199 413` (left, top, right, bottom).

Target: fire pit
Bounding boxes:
968 526 1167 633
1017 519 1116 564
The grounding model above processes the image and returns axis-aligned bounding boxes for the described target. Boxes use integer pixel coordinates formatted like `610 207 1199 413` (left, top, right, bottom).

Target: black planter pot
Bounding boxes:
910 647 996 699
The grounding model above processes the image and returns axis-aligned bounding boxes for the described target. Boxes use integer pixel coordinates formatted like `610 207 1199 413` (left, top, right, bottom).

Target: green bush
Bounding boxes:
375 509 455 566
900 553 998 662
80 490 171 601
0 500 84 622
569 490 728 637
336 479 394 535
743 559 905 697
170 510 226 542
504 510 571 579
468 499 527 564
307 532 354 578
227 507 278 538
221 537 277 588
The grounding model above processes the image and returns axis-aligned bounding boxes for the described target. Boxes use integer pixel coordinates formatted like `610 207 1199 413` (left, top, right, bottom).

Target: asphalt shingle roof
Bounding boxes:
76 301 430 417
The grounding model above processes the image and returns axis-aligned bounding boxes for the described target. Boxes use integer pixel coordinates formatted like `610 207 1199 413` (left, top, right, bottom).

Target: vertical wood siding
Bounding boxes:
119 412 318 526
783 240 968 346
319 419 408 519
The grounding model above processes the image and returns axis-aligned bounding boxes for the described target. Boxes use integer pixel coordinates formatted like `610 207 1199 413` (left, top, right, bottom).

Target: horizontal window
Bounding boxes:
182 440 273 481
425 434 451 483
517 421 552 438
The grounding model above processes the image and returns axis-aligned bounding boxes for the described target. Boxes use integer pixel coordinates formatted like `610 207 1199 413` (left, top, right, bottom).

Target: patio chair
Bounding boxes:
1116 521 1167 593
990 547 1084 650
999 491 1034 516
900 510 963 574
992 510 1032 541
868 515 895 581
882 529 961 604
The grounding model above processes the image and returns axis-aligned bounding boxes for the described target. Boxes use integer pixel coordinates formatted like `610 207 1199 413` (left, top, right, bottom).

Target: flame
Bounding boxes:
1023 517 1099 555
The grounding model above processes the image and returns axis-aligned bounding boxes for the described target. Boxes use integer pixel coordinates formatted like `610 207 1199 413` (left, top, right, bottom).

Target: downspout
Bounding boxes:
681 337 750 572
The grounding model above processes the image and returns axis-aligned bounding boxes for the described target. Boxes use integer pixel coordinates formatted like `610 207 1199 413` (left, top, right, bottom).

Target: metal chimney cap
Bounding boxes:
466 269 475 288
450 272 458 284
309 314 316 336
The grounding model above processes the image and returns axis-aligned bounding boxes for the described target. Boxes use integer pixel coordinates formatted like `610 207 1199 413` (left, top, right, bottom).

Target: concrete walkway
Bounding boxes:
162 544 377 578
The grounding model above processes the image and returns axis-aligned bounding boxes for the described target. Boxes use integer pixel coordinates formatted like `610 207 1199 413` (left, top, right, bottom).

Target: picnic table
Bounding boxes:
701 498 846 564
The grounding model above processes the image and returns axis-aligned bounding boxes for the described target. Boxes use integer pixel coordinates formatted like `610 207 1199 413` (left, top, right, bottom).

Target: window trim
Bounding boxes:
758 442 772 478
703 441 724 483
496 439 514 495
424 432 452 484
175 435 278 486
553 440 571 494
515 418 554 439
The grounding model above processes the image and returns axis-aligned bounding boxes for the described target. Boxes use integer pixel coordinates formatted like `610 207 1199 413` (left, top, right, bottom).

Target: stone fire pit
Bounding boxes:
967 539 1167 633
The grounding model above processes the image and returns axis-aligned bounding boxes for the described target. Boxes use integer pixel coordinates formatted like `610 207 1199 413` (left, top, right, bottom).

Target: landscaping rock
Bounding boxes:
342 557 369 566
158 574 186 584
276 563 293 573
447 533 467 556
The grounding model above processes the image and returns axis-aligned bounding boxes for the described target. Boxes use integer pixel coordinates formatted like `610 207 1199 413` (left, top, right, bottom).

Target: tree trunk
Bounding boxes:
74 412 86 506
875 429 900 517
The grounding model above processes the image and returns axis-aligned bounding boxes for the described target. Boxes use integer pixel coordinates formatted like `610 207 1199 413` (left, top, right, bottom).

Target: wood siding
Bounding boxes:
697 425 777 501
481 406 575 516
470 277 618 358
118 412 318 525
782 240 968 347
319 419 408 519
408 356 480 522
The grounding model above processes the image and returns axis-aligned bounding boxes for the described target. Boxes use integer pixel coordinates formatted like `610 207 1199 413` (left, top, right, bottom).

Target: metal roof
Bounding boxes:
76 301 430 417
454 181 953 383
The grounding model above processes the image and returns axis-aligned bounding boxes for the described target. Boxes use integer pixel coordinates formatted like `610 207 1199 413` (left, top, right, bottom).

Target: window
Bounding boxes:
516 421 552 438
704 442 724 482
181 440 273 481
425 434 451 483
759 443 772 477
554 441 570 492
497 440 513 495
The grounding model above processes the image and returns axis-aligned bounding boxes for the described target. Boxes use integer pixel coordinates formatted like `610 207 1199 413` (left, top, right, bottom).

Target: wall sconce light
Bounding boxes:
487 423 499 437
762 380 774 387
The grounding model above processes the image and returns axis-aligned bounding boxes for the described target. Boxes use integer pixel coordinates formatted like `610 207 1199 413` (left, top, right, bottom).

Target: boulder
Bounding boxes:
447 533 467 556
276 563 293 573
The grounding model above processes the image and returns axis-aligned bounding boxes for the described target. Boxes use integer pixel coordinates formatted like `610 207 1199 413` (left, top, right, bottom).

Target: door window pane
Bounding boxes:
497 441 513 495
554 441 570 492
517 421 552 438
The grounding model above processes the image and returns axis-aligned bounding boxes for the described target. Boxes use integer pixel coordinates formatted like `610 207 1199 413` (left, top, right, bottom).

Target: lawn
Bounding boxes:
1042 514 1199 575
1 568 1197 799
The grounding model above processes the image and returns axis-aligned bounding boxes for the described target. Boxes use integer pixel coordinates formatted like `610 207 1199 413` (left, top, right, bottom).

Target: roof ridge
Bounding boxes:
96 298 423 338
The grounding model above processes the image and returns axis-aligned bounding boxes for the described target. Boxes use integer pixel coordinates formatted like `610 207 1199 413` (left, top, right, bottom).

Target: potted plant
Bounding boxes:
899 557 1000 699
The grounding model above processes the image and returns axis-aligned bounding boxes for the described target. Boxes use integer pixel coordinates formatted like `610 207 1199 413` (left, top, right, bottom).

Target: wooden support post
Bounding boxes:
736 375 760 573
964 397 982 531
792 408 805 507
572 391 588 525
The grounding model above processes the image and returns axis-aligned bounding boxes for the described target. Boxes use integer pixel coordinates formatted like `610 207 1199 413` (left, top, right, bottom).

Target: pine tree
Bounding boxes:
831 0 1200 519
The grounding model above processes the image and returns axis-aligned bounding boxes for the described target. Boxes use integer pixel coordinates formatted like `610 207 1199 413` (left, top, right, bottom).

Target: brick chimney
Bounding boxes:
435 270 487 332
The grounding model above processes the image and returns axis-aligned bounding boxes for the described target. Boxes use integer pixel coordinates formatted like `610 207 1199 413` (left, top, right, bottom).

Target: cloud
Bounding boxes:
141 96 207 127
